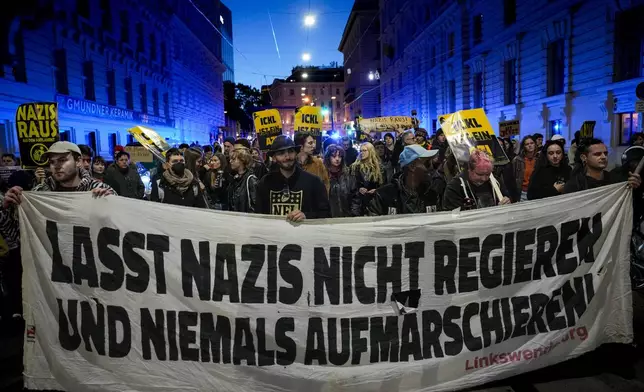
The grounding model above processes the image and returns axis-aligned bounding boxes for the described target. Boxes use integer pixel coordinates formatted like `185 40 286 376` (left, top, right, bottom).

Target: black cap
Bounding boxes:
268 135 300 155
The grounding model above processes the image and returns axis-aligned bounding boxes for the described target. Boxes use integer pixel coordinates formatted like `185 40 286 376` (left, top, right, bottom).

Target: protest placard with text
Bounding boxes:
15 102 59 168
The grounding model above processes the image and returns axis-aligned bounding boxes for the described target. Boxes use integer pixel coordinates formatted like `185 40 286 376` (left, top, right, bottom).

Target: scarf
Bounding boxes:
162 168 194 194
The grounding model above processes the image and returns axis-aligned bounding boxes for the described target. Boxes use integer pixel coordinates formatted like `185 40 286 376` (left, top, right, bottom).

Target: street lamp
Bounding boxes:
368 72 375 81
304 15 315 27
301 87 306 90
302 72 309 79
302 97 310 103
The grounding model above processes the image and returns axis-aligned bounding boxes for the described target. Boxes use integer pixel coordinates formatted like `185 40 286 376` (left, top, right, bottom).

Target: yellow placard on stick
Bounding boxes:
498 120 520 138
358 116 416 134
127 126 170 161
438 108 509 165
253 109 283 150
580 121 596 138
15 102 59 168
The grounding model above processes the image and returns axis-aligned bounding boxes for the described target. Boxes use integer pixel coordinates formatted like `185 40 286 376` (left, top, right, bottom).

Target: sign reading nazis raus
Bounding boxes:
15 102 59 168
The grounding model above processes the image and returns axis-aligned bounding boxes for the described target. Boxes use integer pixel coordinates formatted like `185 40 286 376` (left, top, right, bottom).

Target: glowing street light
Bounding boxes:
304 15 316 27
302 72 309 79
321 108 329 116
301 87 306 90
301 93 305 96
331 96 336 100
368 72 375 81
302 97 310 103
302 52 311 61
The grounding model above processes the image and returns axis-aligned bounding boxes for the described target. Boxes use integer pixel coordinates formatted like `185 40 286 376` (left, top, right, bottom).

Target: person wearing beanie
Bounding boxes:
223 137 236 158
430 128 449 162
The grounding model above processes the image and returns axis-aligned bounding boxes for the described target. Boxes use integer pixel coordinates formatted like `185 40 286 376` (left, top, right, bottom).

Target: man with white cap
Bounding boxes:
367 145 441 215
0 141 114 329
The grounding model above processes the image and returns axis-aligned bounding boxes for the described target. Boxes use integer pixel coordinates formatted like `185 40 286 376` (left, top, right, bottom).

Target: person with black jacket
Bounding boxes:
256 135 330 221
368 145 440 216
341 137 359 167
150 148 208 208
203 152 229 210
227 147 257 213
324 144 357 217
527 140 571 200
564 138 641 194
103 151 145 199
443 150 512 211
430 128 449 162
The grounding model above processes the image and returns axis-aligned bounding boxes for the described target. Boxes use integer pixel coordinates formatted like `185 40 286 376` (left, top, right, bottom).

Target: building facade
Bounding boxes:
219 2 234 83
268 66 345 136
380 0 644 163
0 0 226 159
338 0 381 121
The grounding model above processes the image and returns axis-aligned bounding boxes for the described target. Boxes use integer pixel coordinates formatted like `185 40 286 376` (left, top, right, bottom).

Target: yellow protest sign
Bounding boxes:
127 126 170 161
580 121 596 138
498 120 520 138
253 109 282 150
294 106 323 136
358 116 416 134
438 108 509 165
15 102 59 168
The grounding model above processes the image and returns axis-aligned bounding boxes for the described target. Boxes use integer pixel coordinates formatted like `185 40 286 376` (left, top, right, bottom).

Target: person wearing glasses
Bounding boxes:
256 135 330 222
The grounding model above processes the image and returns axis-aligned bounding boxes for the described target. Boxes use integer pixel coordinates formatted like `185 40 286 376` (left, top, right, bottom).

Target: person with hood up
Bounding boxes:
203 152 229 210
368 145 441 215
150 148 208 208
0 142 114 326
351 142 385 216
103 151 145 199
443 149 511 210
512 135 538 201
564 138 641 194
527 140 572 200
324 144 357 217
227 147 257 213
295 132 330 192
256 135 330 221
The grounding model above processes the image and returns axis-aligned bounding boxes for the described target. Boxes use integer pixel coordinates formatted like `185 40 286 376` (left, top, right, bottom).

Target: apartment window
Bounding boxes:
136 22 145 53
336 101 340 109
54 49 68 94
99 0 111 31
547 39 565 96
336 88 340 95
163 92 169 117
320 88 325 96
430 46 437 68
152 88 159 116
160 42 167 67
126 134 134 144
140 84 147 114
448 32 455 57
149 33 157 61
124 77 133 109
120 11 129 44
59 130 71 141
312 88 316 96
548 120 563 139
77 0 90 19
82 61 95 101
86 132 98 154
106 69 116 106
448 80 456 112
108 133 117 156
614 7 644 82
472 14 483 45
504 0 517 26
289 89 294 96
473 72 483 108
10 29 27 83
504 59 517 105
620 113 641 145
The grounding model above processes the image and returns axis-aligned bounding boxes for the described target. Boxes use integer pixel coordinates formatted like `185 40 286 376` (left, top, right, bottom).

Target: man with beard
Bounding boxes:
564 138 641 193
150 148 208 208
0 142 114 328
103 151 145 199
443 149 512 210
256 135 330 221
368 145 440 215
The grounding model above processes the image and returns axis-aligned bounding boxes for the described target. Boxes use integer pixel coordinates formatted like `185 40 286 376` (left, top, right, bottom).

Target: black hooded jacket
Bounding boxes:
443 171 509 211
367 177 440 216
328 168 357 217
256 165 331 218
527 163 571 200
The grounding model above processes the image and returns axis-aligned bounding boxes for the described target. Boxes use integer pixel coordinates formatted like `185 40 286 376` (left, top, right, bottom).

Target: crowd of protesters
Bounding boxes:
0 127 643 335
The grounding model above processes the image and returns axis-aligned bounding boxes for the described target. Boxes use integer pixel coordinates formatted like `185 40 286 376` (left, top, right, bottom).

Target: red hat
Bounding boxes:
114 145 125 152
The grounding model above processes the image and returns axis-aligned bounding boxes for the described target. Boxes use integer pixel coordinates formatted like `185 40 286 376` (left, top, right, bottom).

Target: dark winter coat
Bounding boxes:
328 169 357 218
256 166 330 218
150 173 208 208
227 169 257 213
527 163 571 200
203 169 229 209
443 172 508 211
103 164 145 199
367 178 441 216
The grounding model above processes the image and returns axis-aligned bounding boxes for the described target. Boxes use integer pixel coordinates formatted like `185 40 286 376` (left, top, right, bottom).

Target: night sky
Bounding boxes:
225 0 352 88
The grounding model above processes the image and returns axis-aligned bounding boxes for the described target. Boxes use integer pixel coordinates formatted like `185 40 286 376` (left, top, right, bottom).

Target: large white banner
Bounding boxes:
19 184 634 392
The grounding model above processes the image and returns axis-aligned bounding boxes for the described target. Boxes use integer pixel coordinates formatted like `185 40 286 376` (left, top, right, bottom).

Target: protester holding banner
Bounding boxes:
323 144 357 218
443 149 511 210
103 151 145 199
368 145 440 215
91 156 106 182
564 138 642 194
256 135 330 221
227 147 258 213
149 148 207 208
512 136 538 201
527 140 572 200
350 142 385 216
295 132 330 193
203 152 228 210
